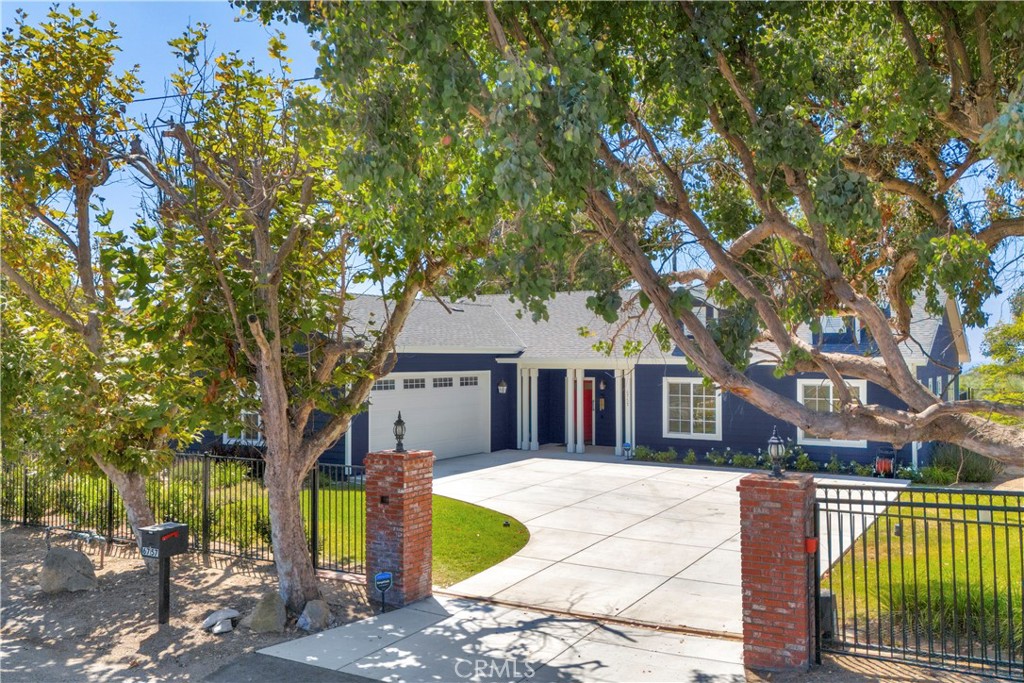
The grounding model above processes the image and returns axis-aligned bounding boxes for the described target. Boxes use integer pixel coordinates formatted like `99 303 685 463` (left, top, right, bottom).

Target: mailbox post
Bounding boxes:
138 522 189 624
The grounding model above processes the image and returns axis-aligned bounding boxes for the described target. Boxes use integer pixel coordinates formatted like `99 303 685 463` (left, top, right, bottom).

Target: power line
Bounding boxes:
126 75 319 105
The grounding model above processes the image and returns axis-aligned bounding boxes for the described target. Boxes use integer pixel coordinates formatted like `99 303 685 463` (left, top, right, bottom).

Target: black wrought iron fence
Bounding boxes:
815 483 1023 679
1 454 366 575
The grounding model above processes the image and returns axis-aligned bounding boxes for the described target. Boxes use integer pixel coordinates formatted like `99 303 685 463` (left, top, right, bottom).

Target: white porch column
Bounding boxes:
624 369 635 448
614 368 624 456
626 368 634 448
529 368 540 450
344 428 353 468
565 370 574 453
517 368 526 450
575 368 585 454
912 441 919 470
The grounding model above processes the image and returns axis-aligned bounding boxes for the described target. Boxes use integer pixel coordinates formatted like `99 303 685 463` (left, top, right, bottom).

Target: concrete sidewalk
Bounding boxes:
257 594 745 682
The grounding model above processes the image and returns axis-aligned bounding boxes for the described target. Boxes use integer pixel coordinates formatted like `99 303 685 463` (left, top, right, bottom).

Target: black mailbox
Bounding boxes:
139 522 189 559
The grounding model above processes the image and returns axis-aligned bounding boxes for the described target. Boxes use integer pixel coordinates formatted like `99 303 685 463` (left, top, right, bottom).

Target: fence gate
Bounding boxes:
815 483 1023 679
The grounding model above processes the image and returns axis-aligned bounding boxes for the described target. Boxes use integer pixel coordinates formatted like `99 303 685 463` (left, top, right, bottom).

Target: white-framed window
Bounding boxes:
662 378 722 440
433 377 453 388
372 379 395 391
460 376 479 387
403 378 426 390
796 378 867 448
224 409 264 445
819 315 859 342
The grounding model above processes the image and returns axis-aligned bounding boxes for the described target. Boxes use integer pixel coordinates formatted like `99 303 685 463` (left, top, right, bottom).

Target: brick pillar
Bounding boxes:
737 473 816 672
365 449 434 607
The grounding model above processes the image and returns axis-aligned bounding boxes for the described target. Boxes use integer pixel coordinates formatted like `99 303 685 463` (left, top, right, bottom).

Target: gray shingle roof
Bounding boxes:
345 296 524 353
349 291 963 366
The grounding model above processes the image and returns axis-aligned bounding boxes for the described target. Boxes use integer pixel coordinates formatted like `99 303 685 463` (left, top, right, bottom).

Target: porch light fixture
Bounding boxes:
599 379 606 391
497 379 508 394
393 412 407 453
767 426 785 479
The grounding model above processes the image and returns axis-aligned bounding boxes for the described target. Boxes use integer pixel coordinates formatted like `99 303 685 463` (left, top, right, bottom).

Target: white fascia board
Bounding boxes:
495 357 635 370
396 345 524 355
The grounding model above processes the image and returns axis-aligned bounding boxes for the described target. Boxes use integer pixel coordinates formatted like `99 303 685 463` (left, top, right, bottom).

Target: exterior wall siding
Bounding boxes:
632 364 914 465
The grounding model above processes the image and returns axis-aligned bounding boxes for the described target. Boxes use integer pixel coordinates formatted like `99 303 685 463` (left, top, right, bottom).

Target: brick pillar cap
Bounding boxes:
737 472 814 490
366 449 434 459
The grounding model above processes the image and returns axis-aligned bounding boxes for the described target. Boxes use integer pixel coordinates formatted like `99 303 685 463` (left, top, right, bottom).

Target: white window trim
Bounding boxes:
796 378 867 448
662 378 722 441
223 409 265 446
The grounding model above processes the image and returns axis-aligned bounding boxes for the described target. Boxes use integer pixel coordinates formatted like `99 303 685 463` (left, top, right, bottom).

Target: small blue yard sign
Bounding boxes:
374 571 393 593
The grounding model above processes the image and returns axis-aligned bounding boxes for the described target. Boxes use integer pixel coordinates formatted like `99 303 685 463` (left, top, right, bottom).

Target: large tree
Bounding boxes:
259 0 1024 464
124 26 503 611
1 6 205 554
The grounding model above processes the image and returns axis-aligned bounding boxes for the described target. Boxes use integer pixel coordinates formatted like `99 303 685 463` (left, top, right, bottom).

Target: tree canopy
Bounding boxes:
120 23 510 610
251 0 1024 463
1 6 207 546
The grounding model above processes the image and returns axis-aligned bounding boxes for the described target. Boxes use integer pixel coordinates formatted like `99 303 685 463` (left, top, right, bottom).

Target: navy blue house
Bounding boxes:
211 290 969 470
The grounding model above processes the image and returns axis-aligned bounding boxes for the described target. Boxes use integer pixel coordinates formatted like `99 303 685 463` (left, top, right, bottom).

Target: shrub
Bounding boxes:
849 460 874 477
682 449 697 465
653 448 677 463
253 511 274 546
794 452 819 472
56 485 107 530
632 445 655 461
826 454 845 474
896 466 922 483
705 449 729 466
209 461 250 488
930 444 1002 483
732 453 758 469
22 471 49 524
919 466 957 486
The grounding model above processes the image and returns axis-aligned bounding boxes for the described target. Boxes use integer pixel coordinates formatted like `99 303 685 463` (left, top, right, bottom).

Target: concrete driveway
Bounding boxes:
259 449 906 682
433 448 747 636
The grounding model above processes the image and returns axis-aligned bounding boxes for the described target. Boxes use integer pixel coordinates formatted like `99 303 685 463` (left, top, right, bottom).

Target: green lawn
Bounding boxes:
433 495 529 586
823 490 1023 658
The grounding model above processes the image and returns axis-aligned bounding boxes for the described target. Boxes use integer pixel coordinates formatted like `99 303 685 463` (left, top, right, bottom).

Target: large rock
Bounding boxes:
297 599 332 632
247 591 286 633
39 548 97 594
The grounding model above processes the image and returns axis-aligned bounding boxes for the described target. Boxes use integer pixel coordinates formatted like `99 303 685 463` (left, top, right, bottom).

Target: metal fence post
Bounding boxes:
201 454 211 554
106 477 115 543
21 466 28 525
309 466 319 570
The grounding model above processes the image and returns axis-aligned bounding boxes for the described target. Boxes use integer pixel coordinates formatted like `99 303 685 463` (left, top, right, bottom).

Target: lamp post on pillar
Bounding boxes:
393 412 406 453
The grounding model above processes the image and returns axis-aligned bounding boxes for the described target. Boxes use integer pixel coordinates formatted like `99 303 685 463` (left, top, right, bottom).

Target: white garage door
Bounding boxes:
368 371 491 460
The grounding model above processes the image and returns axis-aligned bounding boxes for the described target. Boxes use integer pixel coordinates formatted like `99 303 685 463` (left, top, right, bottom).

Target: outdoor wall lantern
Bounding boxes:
767 426 785 478
393 412 406 453
599 379 606 391
497 379 508 394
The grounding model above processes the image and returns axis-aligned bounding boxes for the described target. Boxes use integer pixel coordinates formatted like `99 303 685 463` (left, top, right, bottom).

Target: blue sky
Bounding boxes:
3 1 1013 366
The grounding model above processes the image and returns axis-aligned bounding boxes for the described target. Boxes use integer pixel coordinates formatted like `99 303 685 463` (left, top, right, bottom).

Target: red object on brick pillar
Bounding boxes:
737 473 816 673
365 449 435 607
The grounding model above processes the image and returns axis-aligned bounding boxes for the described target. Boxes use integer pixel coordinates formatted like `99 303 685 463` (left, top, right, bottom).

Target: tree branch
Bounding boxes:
1 258 87 335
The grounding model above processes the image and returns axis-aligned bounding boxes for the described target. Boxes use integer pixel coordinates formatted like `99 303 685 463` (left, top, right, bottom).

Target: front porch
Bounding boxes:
510 364 638 456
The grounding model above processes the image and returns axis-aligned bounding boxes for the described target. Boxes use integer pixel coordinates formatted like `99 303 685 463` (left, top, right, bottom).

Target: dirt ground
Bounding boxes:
0 525 373 682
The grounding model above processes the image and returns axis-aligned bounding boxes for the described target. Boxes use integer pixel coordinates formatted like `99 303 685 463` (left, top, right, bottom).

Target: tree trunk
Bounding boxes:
264 459 321 614
96 459 158 573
